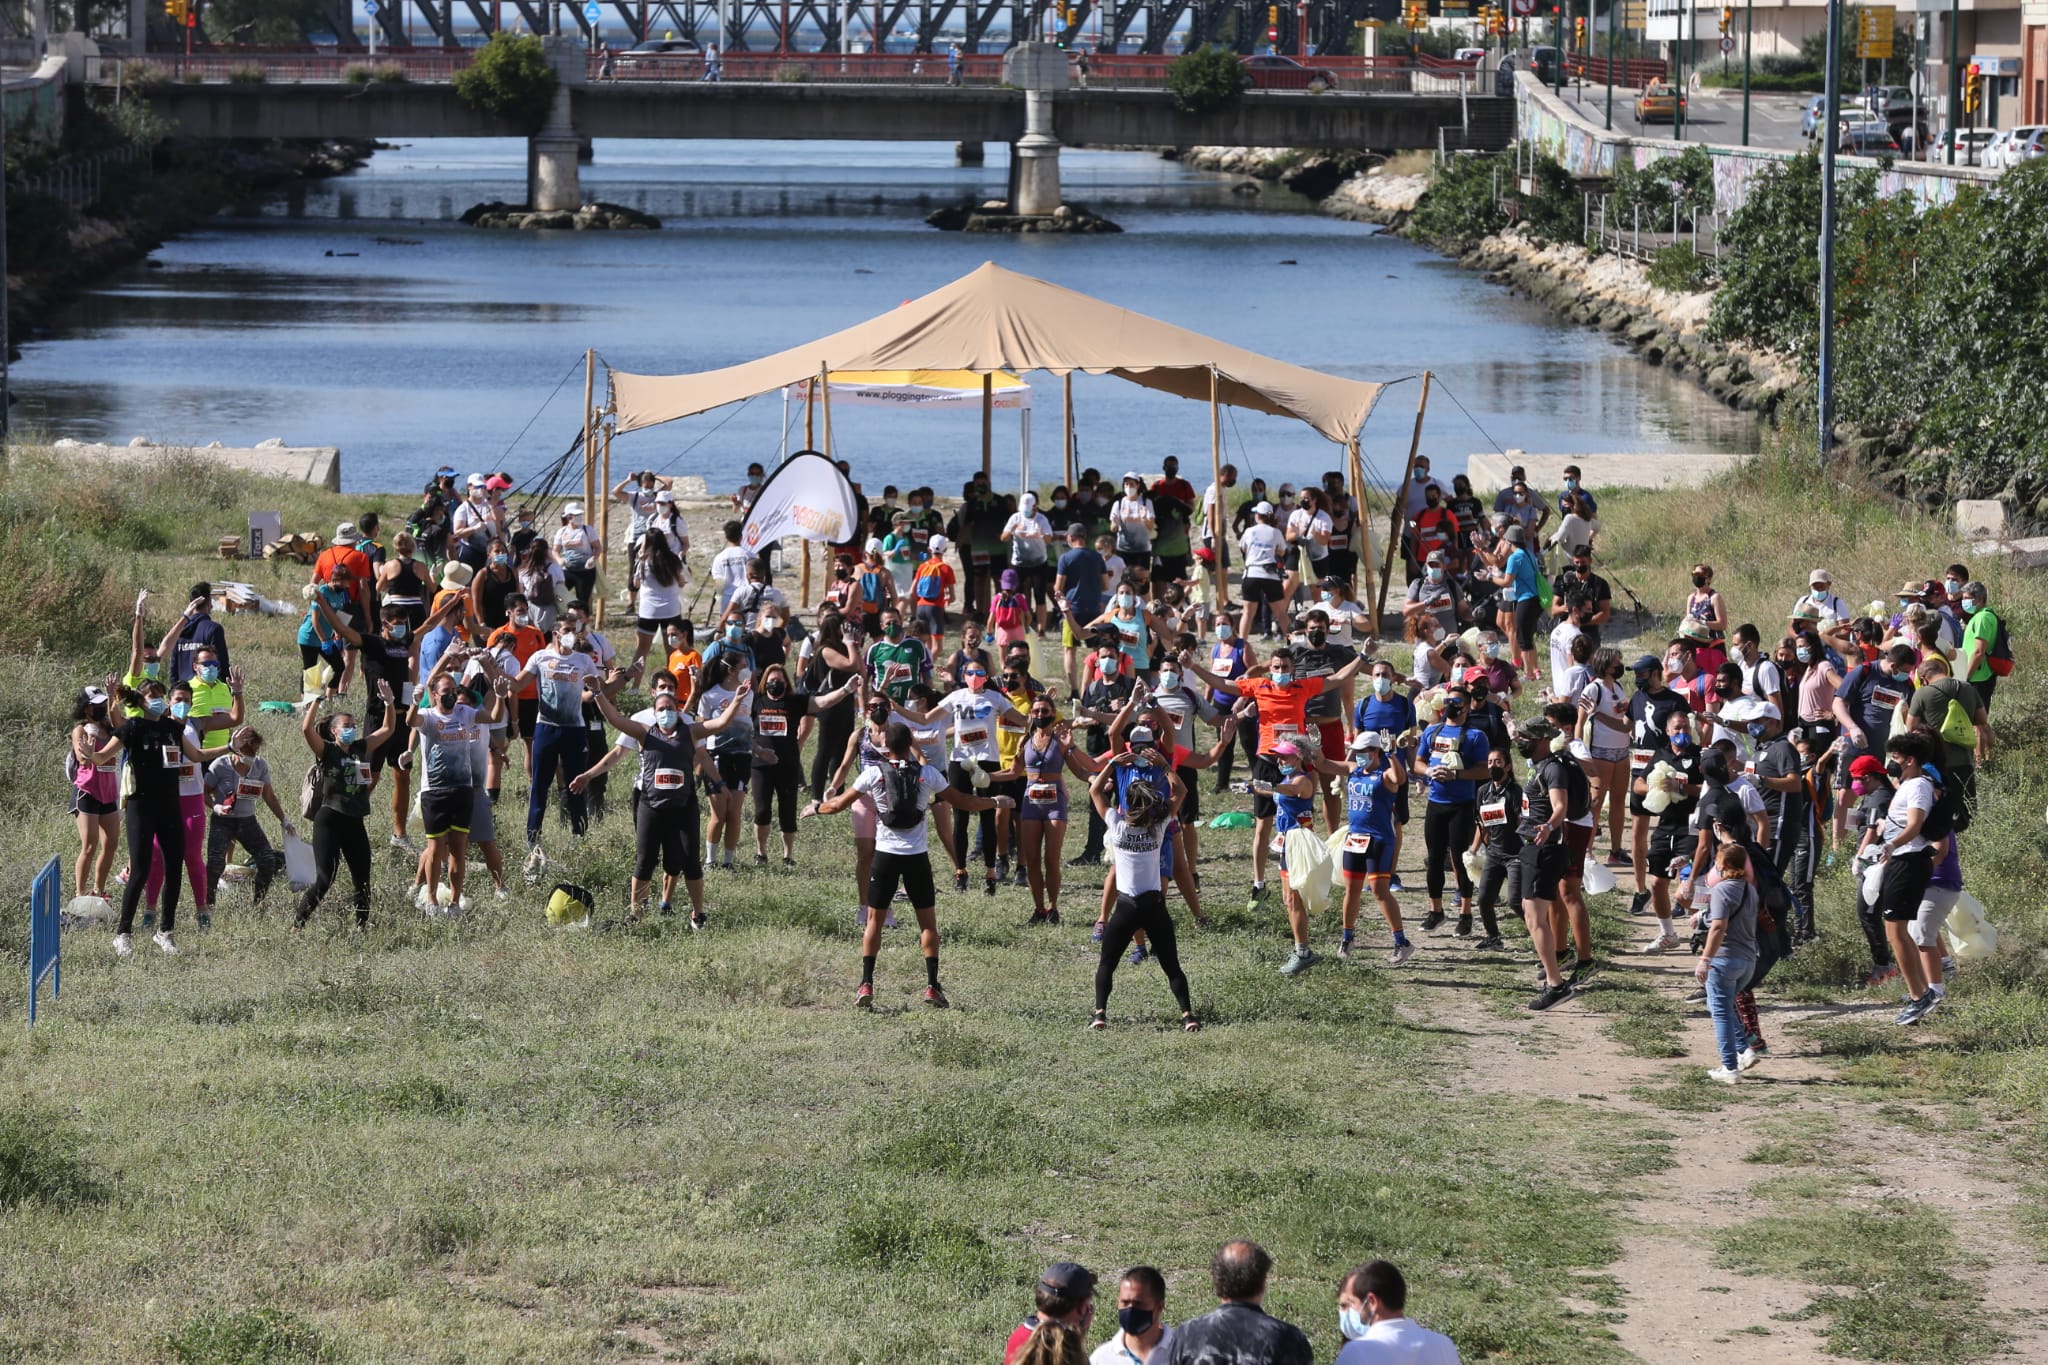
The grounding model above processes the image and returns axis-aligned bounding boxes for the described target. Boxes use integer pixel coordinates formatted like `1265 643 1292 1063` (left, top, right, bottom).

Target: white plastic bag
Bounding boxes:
1860 856 1886 907
1940 892 1998 961
1282 826 1335 916
282 831 317 891
1581 857 1617 895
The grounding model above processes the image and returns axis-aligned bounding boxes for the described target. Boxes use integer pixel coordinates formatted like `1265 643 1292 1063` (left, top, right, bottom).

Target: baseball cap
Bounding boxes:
1460 666 1488 685
485 473 514 492
1271 740 1301 759
1349 729 1389 752
83 685 108 704
1630 654 1662 673
1038 1262 1096 1300
1809 568 1832 584
1424 549 1446 567
1502 523 1527 544
1516 717 1561 741
466 472 487 487
1849 754 1886 780
1252 500 1275 517
654 489 675 504
1128 724 1156 746
930 534 951 555
563 501 585 517
865 537 885 554
1000 568 1019 589
1121 470 1144 485
332 521 358 545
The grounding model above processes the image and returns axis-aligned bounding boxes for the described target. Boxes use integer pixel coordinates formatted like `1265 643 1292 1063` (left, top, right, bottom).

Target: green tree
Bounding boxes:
453 33 560 135
1167 45 1250 115
201 0 322 46
1706 151 1877 360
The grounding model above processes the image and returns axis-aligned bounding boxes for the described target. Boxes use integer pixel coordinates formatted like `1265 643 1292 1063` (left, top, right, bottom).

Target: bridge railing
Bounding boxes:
118 46 1491 94
1561 53 1668 88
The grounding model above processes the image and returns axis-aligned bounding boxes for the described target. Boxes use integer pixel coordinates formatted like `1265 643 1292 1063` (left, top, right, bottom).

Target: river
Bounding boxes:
11 139 1757 493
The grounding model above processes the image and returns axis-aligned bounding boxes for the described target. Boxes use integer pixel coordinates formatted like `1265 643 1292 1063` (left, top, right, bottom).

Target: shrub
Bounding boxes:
773 62 812 82
371 62 409 84
340 63 373 84
1167 45 1250 115
161 1308 337 1365
227 63 268 85
118 59 173 88
1406 150 1509 250
1646 242 1717 292
453 32 560 134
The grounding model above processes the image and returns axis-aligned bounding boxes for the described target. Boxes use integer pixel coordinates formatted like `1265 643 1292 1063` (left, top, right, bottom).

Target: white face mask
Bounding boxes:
559 632 578 651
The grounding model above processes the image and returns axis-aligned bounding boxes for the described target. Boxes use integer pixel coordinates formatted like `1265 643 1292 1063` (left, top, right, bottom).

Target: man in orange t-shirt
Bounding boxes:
488 595 546 773
1186 642 1366 895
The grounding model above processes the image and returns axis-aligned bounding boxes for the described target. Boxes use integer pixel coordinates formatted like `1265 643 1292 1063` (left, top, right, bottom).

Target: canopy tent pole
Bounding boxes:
597 416 613 629
804 376 816 450
1374 370 1431 633
1062 372 1075 489
980 373 993 478
582 348 597 524
1020 405 1031 497
1209 366 1227 620
780 386 790 461
1346 437 1373 644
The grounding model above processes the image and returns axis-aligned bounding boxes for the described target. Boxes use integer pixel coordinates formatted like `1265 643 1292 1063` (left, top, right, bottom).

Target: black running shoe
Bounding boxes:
1454 915 1473 938
1474 935 1505 951
955 869 969 892
1528 981 1574 1011
1570 958 1596 984
1422 909 1446 932
1628 890 1652 917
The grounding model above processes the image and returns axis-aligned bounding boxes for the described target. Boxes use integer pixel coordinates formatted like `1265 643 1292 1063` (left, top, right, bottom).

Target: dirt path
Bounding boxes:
1397 944 2048 1363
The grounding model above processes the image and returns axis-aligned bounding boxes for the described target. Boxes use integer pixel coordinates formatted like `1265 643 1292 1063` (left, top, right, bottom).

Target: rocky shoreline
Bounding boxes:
460 200 662 230
1173 145 1793 423
925 201 1122 233
10 138 381 346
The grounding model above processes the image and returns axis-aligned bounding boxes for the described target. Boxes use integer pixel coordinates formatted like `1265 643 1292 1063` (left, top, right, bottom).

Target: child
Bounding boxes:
989 569 1031 651
910 536 956 655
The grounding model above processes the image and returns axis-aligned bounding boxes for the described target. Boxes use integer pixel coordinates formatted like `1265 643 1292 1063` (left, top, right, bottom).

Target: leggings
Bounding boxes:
1423 800 1478 901
950 758 999 869
298 807 371 925
528 721 589 845
1474 850 1519 938
206 812 282 905
562 565 596 613
143 792 209 910
1854 880 1895 969
808 701 856 803
119 797 186 934
1094 890 1193 1014
1215 711 1258 787
752 757 802 833
634 797 703 881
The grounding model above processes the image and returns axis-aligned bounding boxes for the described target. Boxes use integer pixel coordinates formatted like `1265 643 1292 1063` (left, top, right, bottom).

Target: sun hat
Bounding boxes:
332 522 359 545
440 562 475 591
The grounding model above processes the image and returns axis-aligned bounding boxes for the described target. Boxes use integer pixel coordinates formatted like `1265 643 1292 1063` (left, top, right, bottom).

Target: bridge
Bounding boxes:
129 44 1510 213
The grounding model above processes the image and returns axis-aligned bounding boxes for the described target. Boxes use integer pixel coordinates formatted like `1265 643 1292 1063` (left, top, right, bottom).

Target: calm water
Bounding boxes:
12 140 1757 493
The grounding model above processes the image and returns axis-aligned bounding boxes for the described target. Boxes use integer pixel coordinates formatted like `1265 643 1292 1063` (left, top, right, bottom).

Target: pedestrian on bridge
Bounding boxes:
703 43 721 82
948 42 962 86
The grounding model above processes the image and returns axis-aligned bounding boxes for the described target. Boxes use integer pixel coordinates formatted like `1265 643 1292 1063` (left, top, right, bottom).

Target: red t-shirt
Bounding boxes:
1003 1320 1037 1365
912 557 956 606
1240 676 1319 751
489 623 545 699
315 544 374 608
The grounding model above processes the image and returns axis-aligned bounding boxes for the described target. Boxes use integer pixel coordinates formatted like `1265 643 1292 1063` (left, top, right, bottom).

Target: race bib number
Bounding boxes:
759 714 789 738
1629 748 1656 769
353 761 373 784
1026 781 1060 805
1343 831 1374 854
159 745 182 767
238 780 265 799
1870 683 1905 711
176 759 196 779
398 683 414 707
651 768 688 790
957 725 989 746
1480 800 1508 827
883 662 912 685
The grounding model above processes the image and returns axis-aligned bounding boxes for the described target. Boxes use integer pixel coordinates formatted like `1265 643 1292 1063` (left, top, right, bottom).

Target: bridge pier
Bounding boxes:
955 140 985 166
527 36 588 212
1000 44 1068 217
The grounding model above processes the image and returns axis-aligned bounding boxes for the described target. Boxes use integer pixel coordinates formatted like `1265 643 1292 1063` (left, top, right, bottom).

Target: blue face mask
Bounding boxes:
142 662 161 680
1271 671 1293 687
1339 1308 1370 1341
1746 721 1769 739
1278 765 1296 777
145 696 167 717
1796 647 1813 663
197 663 219 684
1961 599 1979 616
338 725 359 745
656 709 679 730
170 700 191 721
1670 732 1691 748
390 623 409 641
1945 578 1963 596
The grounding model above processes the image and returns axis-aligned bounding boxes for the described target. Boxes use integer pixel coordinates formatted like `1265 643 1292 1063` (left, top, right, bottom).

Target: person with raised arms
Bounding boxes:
1086 756 1199 1033
807 721 1011 1010
409 646 508 911
1311 729 1413 964
820 683 954 927
297 685 400 930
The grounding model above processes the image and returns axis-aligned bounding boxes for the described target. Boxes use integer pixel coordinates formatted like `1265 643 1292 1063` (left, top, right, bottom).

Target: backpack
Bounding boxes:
1988 611 2015 677
860 571 886 607
876 760 927 831
528 572 557 608
301 759 325 820
989 591 1026 630
1937 685 1978 749
914 564 945 601
545 882 594 927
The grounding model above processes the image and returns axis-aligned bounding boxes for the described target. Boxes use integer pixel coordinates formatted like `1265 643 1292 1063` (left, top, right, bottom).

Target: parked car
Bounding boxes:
1861 85 1917 120
1529 44 1558 83
1928 128 1998 164
1800 95 1828 139
2000 125 2048 168
1452 46 1487 63
1240 53 1338 90
1839 123 1901 155
615 37 702 74
1634 81 1686 123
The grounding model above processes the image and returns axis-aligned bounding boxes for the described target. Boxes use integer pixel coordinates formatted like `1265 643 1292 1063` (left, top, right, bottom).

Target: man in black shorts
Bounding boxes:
1515 717 1579 1011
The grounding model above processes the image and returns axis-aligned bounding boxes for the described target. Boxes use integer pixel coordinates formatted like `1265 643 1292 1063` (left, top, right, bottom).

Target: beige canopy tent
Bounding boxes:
602 261 1411 616
609 261 1384 444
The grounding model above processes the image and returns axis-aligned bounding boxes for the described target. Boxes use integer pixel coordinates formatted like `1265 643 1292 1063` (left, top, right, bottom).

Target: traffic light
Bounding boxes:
163 0 184 21
1574 14 1585 43
1964 62 1981 113
1718 6 1731 33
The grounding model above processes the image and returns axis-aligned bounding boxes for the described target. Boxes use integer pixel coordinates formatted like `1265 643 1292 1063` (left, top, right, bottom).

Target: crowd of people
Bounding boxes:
66 455 2009 1078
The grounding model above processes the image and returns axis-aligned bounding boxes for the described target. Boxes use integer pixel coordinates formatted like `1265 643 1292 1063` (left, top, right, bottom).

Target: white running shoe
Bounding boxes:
494 887 510 902
1705 1066 1740 1085
389 833 418 854
113 932 133 959
152 930 178 955
1640 932 1682 954
1736 1047 1761 1071
1387 941 1416 967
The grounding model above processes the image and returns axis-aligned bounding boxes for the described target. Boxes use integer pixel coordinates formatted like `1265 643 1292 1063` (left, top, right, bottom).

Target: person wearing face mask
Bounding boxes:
1146 656 1219 865
988 658 1045 881
629 529 690 676
296 580 360 702
1235 500 1288 642
1622 656 1693 915
576 684 707 926
1484 523 1544 684
1245 741 1324 976
1205 615 1255 791
1002 701 1092 922
1149 461 1197 589
1748 707 1818 942
1465 747 1520 950
448 474 498 568
544 503 597 614
1002 493 1056 629
512 535 563 635
1407 484 1458 582
898 659 1023 895
1333 1260 1461 1364
1547 545 1611 644
1830 641 1917 845
1574 647 1633 869
1109 472 1157 573
1402 548 1464 641
313 520 376 686
1353 660 1418 891
410 649 505 909
467 537 520 636
1090 1266 1171 1365
1199 462 1238 590
122 588 178 709
701 616 758 687
881 511 919 598
1683 562 1729 646
297 689 399 929
488 592 547 778
1320 729 1413 964
169 581 232 685
95 680 209 957
747 662 858 866
1291 608 1357 830
134 680 234 931
818 686 948 927
864 608 932 704
365 595 458 852
1950 578 2007 713
1071 636 1138 866
989 568 1034 653
1083 576 1166 679
1511 717 1581 1010
1281 488 1333 606
909 533 958 657
507 619 608 876
1413 687 1490 935
1633 709 1702 952
1086 756 1201 1028
690 655 754 871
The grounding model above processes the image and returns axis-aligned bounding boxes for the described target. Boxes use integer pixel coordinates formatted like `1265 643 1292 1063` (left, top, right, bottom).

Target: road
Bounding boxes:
1548 81 1816 150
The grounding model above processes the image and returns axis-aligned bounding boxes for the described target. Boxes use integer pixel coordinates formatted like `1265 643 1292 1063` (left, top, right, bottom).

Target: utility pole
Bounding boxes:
1672 0 1685 140
1604 0 1615 128
1818 0 1842 461
1 85 10 450
1945 0 1958 163
1740 0 1753 143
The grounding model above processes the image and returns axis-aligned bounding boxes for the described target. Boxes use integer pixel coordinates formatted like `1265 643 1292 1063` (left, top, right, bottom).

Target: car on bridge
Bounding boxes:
1240 54 1339 91
1633 81 1685 123
1928 128 1997 165
615 37 703 75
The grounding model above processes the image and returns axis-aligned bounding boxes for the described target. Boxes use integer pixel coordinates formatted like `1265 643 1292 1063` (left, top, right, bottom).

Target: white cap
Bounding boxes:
929 534 950 554
865 537 885 554
1809 568 1831 584
467 472 486 487
654 489 675 504
1128 725 1156 746
1121 470 1143 485
1349 729 1390 751
563 501 585 517
1252 500 1275 517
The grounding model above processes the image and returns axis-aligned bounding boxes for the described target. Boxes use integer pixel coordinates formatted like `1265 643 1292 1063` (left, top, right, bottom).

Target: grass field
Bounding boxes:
3 439 2046 1363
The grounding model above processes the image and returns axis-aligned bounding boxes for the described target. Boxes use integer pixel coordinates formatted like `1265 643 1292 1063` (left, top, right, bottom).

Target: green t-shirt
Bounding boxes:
865 639 928 702
1961 607 1999 683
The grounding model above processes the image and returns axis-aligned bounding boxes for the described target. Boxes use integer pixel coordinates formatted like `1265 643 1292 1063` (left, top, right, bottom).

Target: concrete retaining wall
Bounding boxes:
54 439 341 491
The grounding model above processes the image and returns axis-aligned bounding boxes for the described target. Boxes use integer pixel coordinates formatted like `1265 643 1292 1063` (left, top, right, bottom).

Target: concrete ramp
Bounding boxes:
54 439 342 491
1464 450 1745 493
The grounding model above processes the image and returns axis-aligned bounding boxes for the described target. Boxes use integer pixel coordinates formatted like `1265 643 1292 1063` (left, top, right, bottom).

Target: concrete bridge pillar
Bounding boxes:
527 36 588 211
1000 43 1069 217
955 140 985 165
